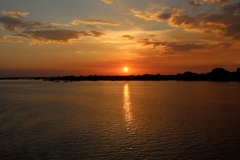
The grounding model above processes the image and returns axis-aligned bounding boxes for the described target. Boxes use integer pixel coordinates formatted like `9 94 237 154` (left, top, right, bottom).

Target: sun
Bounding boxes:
123 67 129 72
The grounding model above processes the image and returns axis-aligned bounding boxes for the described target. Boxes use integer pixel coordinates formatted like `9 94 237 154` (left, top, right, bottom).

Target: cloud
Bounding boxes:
0 36 7 41
138 38 165 49
85 25 99 29
140 40 207 53
131 7 182 22
137 38 233 53
0 16 24 31
121 35 135 40
132 3 240 40
89 30 105 37
1 10 28 18
149 35 156 37
17 30 105 43
21 30 80 43
203 0 230 4
101 0 113 4
169 3 240 39
166 43 206 52
13 33 30 39
0 10 105 44
125 19 134 26
158 13 173 20
130 9 159 21
209 42 233 49
171 36 180 39
0 13 59 31
71 19 118 26
188 0 203 7
0 35 23 42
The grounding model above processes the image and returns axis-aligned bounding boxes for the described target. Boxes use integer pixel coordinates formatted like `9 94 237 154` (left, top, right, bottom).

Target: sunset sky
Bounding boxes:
1 0 240 77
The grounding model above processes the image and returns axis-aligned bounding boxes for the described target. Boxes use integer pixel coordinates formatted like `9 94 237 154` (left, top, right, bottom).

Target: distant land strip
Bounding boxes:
1 68 240 82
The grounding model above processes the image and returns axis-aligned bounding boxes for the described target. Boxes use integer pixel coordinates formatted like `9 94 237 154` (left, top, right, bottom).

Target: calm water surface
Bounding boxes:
0 80 240 159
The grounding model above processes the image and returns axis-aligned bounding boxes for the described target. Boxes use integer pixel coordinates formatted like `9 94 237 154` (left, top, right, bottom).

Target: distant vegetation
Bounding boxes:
1 67 240 82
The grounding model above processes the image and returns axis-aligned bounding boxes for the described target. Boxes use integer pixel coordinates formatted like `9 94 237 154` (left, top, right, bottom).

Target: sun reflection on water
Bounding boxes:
123 83 134 133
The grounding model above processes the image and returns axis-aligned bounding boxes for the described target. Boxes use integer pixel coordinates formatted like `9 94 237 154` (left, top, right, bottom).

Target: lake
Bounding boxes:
0 80 240 159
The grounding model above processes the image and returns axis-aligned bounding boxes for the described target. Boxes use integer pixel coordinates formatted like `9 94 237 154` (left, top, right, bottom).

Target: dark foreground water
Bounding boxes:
0 80 240 159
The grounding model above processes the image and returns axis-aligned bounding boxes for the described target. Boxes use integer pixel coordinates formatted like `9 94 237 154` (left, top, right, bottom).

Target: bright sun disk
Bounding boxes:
123 67 129 72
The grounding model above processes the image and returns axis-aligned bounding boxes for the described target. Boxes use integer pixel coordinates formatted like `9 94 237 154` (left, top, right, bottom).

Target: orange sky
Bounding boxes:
1 0 240 77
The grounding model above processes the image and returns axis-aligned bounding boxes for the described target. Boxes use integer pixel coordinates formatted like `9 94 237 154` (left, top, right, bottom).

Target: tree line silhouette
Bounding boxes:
45 67 240 81
1 67 240 81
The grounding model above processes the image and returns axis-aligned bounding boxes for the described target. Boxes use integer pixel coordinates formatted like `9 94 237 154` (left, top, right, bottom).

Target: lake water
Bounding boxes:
0 80 240 159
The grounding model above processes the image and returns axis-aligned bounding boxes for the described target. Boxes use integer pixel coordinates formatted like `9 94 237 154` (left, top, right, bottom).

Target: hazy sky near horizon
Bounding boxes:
1 0 240 77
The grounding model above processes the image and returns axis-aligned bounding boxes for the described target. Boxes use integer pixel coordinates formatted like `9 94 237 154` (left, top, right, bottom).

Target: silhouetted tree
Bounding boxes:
208 68 230 81
237 68 240 73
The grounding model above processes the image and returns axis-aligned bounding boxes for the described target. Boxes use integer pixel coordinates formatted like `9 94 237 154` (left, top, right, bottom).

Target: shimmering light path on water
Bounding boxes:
123 83 135 134
0 80 240 159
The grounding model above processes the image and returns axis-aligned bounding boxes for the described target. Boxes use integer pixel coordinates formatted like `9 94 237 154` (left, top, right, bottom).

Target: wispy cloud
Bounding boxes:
0 35 23 42
101 0 114 4
203 0 230 4
0 11 59 31
130 9 159 21
169 3 240 40
131 3 240 40
89 30 105 37
71 19 118 26
138 38 233 53
188 0 203 7
16 30 105 44
125 19 134 26
121 35 135 40
131 6 182 22
1 10 28 18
